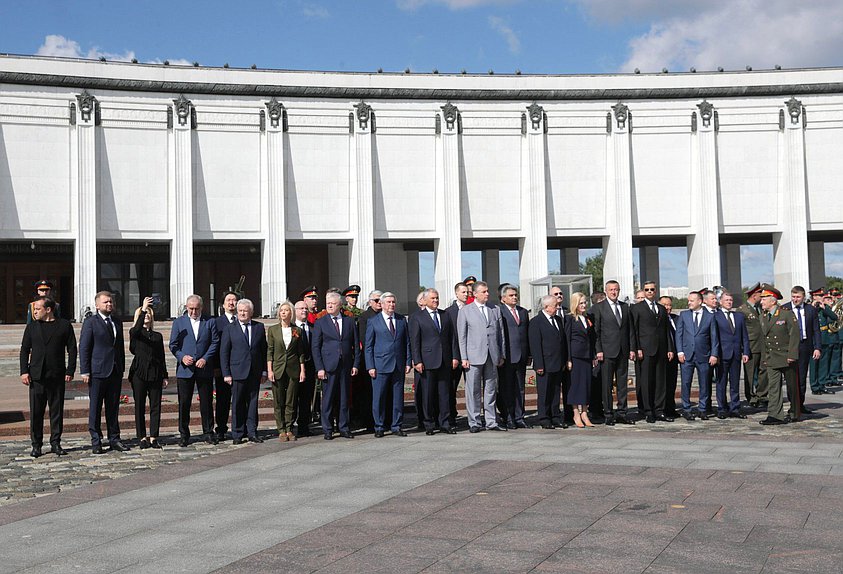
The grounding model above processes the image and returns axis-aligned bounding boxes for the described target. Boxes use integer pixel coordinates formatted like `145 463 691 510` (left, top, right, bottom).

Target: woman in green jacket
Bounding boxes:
266 301 306 441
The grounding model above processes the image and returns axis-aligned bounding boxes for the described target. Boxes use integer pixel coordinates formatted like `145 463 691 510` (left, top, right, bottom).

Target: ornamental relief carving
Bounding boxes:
0 103 68 119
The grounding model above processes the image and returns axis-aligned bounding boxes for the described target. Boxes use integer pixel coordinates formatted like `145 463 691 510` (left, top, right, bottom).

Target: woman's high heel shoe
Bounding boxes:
581 410 594 427
573 409 585 428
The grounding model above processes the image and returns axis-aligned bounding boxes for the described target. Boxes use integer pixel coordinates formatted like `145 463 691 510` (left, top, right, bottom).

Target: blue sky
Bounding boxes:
3 0 842 288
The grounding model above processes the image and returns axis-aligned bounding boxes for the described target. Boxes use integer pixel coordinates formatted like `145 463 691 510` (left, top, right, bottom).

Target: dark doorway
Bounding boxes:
0 242 73 324
97 243 170 321
194 243 262 317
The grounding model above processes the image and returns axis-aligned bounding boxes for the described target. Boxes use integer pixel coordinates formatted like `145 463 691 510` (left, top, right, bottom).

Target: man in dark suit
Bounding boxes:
758 285 800 425
79 290 128 454
593 280 635 425
312 292 361 439
169 294 219 446
410 288 459 435
445 282 469 427
587 291 606 423
293 300 316 437
630 281 675 424
714 292 750 418
675 291 720 420
356 290 383 432
498 285 530 429
212 291 238 441
220 298 268 444
20 297 76 457
782 285 822 415
528 294 567 429
365 292 411 437
659 295 680 419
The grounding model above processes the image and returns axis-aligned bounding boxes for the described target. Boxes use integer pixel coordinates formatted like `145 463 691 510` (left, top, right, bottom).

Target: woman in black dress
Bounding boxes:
129 296 169 449
564 292 597 428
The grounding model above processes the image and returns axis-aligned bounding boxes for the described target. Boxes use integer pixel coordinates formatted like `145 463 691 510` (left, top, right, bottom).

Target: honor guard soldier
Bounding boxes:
463 276 477 305
830 288 843 384
27 280 61 324
300 286 320 324
757 284 800 425
342 285 363 318
816 290 838 393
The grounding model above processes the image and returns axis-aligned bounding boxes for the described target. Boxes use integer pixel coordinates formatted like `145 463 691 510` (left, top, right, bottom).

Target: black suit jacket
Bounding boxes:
357 308 377 370
19 318 77 381
445 302 463 361
220 320 268 381
499 304 529 364
782 302 822 351
128 310 169 383
79 313 125 378
564 315 596 360
409 308 458 370
528 312 567 373
593 299 631 358
630 300 674 356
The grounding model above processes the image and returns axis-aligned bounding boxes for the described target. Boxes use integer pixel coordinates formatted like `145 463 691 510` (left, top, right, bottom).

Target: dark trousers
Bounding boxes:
177 377 214 439
448 366 463 426
131 375 162 438
420 365 452 431
296 362 316 435
322 368 351 434
497 360 526 425
372 368 405 432
589 363 604 419
680 359 711 413
601 354 629 416
560 370 572 424
716 357 742 413
639 353 667 417
88 368 122 447
29 378 65 447
414 370 425 429
791 340 812 408
536 370 562 425
213 372 232 436
743 352 761 404
231 377 260 440
664 359 679 417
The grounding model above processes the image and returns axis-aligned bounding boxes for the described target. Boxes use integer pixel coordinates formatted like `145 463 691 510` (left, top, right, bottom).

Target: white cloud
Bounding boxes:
575 0 843 73
36 34 135 62
302 3 330 18
146 58 194 66
488 15 520 53
397 0 521 10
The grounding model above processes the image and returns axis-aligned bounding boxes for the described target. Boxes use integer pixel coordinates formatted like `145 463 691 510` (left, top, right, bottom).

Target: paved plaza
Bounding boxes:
1 391 843 573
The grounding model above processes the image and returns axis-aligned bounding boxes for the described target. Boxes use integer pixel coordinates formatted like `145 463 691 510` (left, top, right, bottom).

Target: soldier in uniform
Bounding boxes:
342 285 363 318
26 280 61 324
830 288 843 384
738 283 768 408
816 291 838 394
757 284 800 425
464 276 477 306
301 286 320 325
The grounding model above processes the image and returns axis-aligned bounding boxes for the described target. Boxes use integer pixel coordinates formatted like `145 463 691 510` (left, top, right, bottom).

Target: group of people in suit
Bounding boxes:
17 276 843 457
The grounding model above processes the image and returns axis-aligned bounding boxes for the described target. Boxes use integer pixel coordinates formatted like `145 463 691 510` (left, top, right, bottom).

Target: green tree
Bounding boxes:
826 276 843 292
579 251 604 290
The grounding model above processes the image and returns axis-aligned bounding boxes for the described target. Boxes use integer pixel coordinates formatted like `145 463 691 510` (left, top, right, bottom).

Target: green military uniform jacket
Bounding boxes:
266 324 306 380
818 304 838 346
760 306 799 369
738 302 764 356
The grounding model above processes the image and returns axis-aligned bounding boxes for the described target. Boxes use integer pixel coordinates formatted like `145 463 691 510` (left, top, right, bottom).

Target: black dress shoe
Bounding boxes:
646 415 656 424
697 414 709 421
717 413 728 420
541 423 555 429
232 438 245 444
30 447 42 458
759 416 787 425
616 417 635 425
425 429 435 435
323 433 333 440
51 444 68 456
374 430 385 438
339 431 354 439
216 433 228 442
393 430 408 437
110 441 129 452
205 434 218 445
731 412 747 419
489 426 507 431
681 412 695 421
801 407 814 415
515 421 531 429
248 436 264 443
506 422 517 429
446 428 458 434
656 415 674 422
604 418 615 426
150 440 163 449
469 426 482 433
139 438 150 450
179 438 189 448
91 445 106 454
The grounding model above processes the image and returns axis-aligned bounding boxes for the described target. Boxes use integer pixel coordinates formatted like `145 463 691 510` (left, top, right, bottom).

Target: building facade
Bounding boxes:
1 56 841 321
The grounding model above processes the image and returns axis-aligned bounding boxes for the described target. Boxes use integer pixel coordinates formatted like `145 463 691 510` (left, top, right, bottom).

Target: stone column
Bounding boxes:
73 91 98 320
639 246 660 287
687 101 721 290
483 249 501 301
720 243 742 294
808 241 826 291
519 104 550 301
774 98 811 290
435 104 462 304
603 103 635 300
169 95 195 318
349 102 376 298
261 98 288 315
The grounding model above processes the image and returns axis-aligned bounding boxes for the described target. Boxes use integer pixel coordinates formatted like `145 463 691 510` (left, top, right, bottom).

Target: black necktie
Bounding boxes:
726 311 734 333
613 303 622 326
105 316 114 340
244 322 250 345
388 316 395 336
333 316 340 336
432 311 440 332
694 312 700 328
650 302 657 315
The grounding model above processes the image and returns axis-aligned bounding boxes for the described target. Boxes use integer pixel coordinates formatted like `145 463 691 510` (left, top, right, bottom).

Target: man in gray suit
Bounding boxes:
457 281 506 433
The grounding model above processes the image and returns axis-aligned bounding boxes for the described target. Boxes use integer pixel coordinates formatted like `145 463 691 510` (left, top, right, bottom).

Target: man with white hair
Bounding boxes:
220 299 268 444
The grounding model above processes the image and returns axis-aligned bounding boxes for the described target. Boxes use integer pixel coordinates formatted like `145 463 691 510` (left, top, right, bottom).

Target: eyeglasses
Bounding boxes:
552 292 563 297
644 288 656 292
371 298 380 303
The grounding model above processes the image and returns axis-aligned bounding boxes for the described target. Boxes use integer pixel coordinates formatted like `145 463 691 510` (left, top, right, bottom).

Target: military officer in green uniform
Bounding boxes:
342 285 363 318
758 284 800 425
830 288 843 384
810 289 836 394
738 283 767 408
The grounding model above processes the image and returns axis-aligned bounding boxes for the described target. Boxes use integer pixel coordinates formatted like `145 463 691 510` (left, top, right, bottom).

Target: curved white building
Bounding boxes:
0 55 841 321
